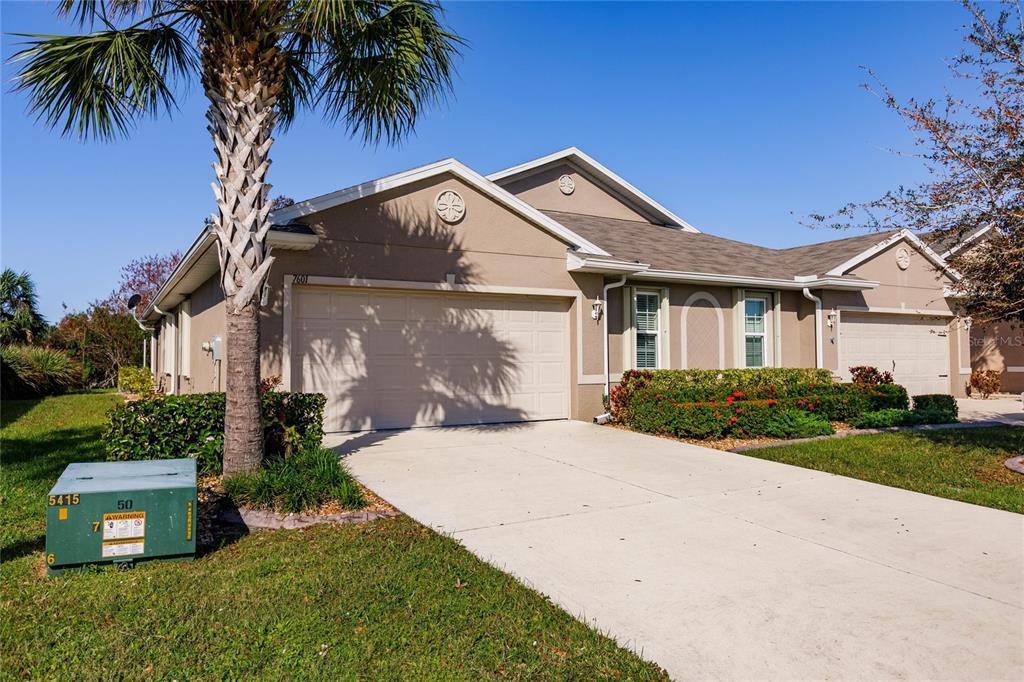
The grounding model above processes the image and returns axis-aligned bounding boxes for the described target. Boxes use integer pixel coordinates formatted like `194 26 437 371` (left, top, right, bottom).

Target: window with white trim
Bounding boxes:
634 291 660 369
744 293 770 368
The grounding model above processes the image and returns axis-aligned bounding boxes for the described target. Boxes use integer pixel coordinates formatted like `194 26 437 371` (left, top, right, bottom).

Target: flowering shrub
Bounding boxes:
105 390 326 473
849 365 894 386
612 368 914 440
969 369 1001 398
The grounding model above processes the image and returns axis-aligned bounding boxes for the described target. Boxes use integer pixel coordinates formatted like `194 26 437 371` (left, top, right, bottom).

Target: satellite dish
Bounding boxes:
127 293 143 310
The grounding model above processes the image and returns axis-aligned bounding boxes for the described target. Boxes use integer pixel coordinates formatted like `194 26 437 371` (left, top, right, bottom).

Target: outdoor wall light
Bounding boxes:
592 299 603 321
827 309 837 328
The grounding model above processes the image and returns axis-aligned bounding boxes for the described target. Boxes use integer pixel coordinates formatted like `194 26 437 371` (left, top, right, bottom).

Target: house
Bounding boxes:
142 147 1011 432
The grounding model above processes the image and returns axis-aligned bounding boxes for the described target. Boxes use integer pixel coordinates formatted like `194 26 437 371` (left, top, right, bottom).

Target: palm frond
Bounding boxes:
56 1 173 28
314 0 464 145
10 21 197 141
288 0 355 37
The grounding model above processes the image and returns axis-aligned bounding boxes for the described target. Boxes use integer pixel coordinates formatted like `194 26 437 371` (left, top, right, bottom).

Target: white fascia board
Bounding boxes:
940 224 993 258
270 157 611 257
632 269 879 291
142 228 216 320
267 231 319 251
486 147 701 233
566 253 650 274
826 229 960 281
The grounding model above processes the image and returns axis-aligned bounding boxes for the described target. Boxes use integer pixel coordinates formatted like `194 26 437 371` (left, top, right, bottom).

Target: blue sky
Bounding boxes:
2 1 970 322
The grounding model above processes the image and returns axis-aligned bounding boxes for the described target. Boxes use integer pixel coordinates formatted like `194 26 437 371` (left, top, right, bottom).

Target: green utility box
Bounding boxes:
46 458 197 576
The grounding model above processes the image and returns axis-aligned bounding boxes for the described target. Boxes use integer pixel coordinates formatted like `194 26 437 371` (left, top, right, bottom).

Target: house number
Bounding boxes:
292 275 309 285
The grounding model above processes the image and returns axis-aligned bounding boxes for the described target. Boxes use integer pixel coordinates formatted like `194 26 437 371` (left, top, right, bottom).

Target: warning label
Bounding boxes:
102 511 145 540
102 539 144 557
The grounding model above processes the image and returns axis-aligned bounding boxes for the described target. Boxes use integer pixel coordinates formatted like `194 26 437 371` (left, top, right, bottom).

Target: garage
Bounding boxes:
840 313 950 396
291 287 570 431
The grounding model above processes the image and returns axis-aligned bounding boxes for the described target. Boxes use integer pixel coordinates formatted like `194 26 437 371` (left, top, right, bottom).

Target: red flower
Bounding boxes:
734 391 744 398
735 408 744 414
729 416 738 423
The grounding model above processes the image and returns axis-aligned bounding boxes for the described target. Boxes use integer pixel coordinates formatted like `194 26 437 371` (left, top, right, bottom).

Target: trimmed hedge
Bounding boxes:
105 391 327 473
851 408 916 429
911 394 958 423
612 368 925 440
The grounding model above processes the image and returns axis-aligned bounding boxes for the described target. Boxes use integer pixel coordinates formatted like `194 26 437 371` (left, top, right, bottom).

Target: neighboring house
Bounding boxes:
142 148 1005 432
929 228 1024 394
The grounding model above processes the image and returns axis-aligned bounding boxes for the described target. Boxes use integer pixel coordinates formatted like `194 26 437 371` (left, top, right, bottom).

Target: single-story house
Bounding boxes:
143 147 1021 431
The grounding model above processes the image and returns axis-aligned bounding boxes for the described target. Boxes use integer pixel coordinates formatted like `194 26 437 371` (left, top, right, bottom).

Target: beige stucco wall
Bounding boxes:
607 283 736 374
818 237 963 395
257 171 612 420
971 320 1024 393
499 163 651 222
183 273 226 393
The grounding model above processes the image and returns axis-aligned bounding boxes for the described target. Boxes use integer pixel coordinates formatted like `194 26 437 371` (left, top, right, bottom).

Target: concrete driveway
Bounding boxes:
327 421 1023 680
958 396 1024 425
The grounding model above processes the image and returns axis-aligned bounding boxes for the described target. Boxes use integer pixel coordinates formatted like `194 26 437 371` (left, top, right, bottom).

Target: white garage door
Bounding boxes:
292 287 570 431
840 313 950 396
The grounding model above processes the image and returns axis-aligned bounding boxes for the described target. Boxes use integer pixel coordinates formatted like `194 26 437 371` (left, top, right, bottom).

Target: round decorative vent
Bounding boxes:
435 190 465 224
896 246 911 270
558 174 575 195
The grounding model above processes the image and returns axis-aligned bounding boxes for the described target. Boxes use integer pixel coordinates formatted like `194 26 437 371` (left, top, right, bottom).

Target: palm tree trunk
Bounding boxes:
204 34 285 476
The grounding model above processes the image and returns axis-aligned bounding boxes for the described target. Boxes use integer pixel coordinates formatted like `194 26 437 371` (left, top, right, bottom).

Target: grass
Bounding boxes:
223 446 366 513
0 394 666 680
742 427 1024 513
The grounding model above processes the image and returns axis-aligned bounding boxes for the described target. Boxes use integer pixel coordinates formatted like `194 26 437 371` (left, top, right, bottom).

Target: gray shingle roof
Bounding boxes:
544 210 897 279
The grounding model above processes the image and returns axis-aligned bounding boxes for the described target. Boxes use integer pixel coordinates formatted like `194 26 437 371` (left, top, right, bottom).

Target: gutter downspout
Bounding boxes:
596 276 629 423
801 288 823 369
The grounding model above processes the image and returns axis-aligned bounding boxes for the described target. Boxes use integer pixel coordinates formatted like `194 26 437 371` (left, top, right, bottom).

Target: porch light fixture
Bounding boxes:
591 299 603 321
827 309 837 328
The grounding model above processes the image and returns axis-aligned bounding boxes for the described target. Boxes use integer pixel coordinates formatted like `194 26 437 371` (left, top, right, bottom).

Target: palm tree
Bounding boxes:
11 1 462 474
0 268 47 345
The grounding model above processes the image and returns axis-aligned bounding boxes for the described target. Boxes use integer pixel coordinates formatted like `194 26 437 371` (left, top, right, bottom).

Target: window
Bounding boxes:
634 291 660 369
744 294 770 368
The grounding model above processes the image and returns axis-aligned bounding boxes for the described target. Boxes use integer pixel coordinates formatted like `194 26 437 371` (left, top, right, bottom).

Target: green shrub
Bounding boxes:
223 447 365 514
611 367 836 420
764 409 834 438
912 394 958 422
869 383 910 411
912 404 958 425
851 408 917 429
104 391 327 473
0 344 79 398
117 366 154 395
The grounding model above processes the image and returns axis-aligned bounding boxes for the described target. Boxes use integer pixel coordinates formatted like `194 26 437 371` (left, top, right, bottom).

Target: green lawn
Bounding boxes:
1 394 666 680
741 427 1024 513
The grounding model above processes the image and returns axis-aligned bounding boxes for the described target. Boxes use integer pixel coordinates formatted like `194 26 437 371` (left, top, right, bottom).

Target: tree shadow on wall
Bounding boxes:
272 201 547 455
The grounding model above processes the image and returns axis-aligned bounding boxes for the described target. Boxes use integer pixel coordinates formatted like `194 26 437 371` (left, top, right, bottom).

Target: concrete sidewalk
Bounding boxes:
328 421 1023 680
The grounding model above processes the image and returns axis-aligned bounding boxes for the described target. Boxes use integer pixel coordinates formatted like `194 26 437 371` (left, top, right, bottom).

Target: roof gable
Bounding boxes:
487 147 700 233
270 158 611 257
822 230 958 281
